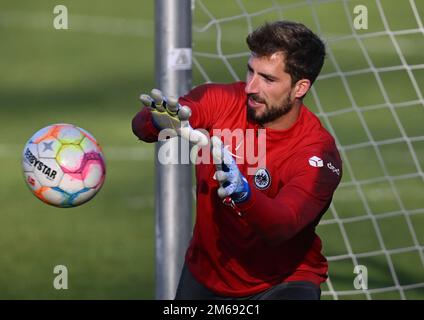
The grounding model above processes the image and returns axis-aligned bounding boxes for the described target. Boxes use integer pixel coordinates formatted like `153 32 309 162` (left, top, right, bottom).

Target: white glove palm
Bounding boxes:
140 89 208 146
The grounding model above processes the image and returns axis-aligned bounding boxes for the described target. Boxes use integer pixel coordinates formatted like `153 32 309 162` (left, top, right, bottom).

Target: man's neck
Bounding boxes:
262 100 302 130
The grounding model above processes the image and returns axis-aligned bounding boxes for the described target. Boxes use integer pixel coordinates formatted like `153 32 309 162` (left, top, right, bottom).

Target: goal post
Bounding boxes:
154 0 193 300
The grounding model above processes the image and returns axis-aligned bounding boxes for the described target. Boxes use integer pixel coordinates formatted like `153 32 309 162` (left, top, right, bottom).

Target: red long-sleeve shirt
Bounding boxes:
132 82 342 297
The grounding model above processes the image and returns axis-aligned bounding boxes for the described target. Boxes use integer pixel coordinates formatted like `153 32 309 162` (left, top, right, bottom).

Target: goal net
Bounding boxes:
191 0 424 299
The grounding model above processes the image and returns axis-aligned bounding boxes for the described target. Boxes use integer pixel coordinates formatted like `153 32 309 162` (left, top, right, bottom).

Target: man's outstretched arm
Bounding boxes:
132 88 208 146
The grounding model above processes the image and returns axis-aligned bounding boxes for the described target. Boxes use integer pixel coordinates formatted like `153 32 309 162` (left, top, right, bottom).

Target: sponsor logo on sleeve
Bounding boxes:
308 156 324 168
327 162 340 176
308 155 340 176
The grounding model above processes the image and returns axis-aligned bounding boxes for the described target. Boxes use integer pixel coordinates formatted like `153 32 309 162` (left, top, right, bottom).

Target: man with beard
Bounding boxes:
132 21 342 300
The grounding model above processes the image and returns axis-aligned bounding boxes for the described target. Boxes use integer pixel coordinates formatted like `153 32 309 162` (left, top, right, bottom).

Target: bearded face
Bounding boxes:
244 53 299 126
246 91 293 125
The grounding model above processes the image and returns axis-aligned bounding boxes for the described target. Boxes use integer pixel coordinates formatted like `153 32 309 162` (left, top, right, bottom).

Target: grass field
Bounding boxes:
0 0 423 299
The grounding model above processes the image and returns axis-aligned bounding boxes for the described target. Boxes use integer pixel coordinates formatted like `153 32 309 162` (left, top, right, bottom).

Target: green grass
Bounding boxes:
1 0 423 299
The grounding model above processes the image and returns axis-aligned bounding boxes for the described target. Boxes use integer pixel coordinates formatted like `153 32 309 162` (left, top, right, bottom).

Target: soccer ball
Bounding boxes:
22 123 106 208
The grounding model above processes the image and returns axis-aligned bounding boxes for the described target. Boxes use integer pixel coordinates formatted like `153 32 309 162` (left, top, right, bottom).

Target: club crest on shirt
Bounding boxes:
254 168 271 190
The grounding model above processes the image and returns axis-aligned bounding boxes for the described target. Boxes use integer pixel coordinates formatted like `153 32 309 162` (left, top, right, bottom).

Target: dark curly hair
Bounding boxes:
246 21 325 86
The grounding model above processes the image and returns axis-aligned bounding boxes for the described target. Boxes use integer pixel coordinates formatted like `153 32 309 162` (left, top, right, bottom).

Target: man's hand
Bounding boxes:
140 89 209 146
211 136 250 203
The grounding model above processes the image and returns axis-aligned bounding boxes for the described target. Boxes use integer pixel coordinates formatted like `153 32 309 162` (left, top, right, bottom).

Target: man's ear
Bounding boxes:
293 79 311 98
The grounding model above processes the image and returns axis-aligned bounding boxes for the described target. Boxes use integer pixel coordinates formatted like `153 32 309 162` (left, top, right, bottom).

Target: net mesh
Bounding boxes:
192 0 424 299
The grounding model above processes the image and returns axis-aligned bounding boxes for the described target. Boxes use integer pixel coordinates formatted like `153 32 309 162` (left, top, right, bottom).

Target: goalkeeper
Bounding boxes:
132 21 342 300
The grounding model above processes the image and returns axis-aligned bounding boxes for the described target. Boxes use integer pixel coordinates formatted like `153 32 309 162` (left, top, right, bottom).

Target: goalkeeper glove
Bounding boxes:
211 136 250 203
140 89 208 146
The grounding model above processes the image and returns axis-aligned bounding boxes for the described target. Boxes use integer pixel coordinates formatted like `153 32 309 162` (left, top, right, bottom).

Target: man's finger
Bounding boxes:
221 146 235 166
190 129 209 147
167 97 180 115
139 94 154 108
151 88 166 112
211 136 235 169
150 88 163 103
215 170 228 183
217 186 232 199
211 136 223 149
178 105 192 121
177 126 209 147
211 137 224 165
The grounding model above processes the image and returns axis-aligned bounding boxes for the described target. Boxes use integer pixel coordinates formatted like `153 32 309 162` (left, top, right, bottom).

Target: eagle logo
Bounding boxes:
254 168 271 190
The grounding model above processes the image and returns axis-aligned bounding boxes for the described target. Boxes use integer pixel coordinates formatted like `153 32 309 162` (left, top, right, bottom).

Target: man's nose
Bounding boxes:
245 74 259 94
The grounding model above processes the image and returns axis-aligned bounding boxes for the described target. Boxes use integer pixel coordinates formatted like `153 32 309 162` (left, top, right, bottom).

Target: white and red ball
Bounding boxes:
22 124 106 208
